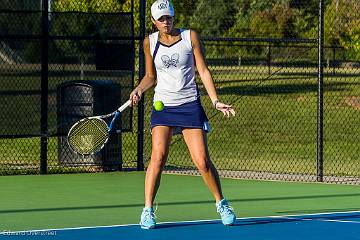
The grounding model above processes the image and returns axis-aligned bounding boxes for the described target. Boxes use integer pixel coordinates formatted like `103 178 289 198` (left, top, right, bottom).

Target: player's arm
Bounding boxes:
130 36 156 105
191 30 218 105
191 30 235 117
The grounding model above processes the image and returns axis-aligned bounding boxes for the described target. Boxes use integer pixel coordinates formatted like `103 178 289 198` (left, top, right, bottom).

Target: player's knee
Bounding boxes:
195 158 210 173
150 153 167 169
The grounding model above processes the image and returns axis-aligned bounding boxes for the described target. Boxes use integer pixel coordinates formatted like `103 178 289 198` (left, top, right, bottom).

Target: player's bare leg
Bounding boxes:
145 126 173 207
182 128 223 202
140 126 173 229
182 128 236 225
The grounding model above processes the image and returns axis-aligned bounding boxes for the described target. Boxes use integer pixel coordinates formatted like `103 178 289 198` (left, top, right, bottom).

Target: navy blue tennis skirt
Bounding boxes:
150 98 210 134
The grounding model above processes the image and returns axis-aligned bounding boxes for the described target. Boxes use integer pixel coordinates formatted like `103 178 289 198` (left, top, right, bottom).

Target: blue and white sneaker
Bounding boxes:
139 207 156 229
216 199 236 226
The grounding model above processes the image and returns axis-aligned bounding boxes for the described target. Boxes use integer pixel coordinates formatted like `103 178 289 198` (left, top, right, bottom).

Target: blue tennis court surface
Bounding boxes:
1 211 360 240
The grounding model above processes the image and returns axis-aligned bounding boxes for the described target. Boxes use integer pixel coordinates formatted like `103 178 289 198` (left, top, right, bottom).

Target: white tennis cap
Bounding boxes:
151 0 174 20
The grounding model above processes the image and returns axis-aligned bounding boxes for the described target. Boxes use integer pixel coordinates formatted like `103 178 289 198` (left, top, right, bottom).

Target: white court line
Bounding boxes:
1 210 359 234
283 218 360 224
314 219 360 224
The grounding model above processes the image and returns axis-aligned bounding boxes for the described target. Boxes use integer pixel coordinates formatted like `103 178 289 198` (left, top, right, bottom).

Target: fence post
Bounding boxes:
317 0 325 182
137 0 146 171
40 0 49 174
332 46 336 75
267 44 271 76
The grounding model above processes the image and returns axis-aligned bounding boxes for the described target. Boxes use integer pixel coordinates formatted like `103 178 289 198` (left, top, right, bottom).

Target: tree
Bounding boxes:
51 0 123 71
0 0 42 63
121 0 141 33
172 0 196 30
324 0 360 59
227 0 299 38
245 1 295 38
272 2 295 37
53 0 122 12
226 0 252 38
190 0 236 37
0 0 40 10
250 9 278 38
289 0 319 36
340 19 360 60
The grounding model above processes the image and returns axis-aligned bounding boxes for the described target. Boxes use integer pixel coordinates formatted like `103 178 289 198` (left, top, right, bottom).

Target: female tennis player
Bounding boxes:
130 0 236 229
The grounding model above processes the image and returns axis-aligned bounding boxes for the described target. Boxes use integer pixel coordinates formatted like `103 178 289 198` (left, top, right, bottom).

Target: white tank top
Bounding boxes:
149 29 199 106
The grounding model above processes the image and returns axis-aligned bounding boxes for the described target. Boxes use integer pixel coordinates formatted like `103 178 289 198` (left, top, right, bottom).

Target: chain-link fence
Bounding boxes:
0 0 136 174
1 0 359 184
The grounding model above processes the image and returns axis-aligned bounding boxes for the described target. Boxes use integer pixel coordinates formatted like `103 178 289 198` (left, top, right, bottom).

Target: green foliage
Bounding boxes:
250 9 278 38
225 0 320 39
246 1 297 38
227 1 298 57
0 0 41 62
0 0 39 10
122 0 141 33
52 0 124 63
226 0 252 38
272 2 295 37
324 0 360 59
172 0 196 29
53 0 88 12
340 19 360 60
190 0 235 36
53 0 122 12
249 0 275 13
4 0 357 63
292 8 316 38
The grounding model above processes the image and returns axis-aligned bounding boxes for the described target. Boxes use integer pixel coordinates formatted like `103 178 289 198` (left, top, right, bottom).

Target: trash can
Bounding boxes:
56 80 122 171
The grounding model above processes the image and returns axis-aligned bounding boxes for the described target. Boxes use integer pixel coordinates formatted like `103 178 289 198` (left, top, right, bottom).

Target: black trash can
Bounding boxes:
56 80 122 171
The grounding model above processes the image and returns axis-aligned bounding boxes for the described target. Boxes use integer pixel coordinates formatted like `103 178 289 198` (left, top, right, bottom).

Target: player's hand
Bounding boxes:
215 101 236 118
130 87 143 106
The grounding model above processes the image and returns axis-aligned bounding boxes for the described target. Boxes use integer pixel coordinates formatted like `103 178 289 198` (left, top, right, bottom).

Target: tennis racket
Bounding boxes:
67 100 131 155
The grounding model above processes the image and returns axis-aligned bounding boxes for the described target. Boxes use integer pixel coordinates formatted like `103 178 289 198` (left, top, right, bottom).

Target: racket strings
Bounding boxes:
68 118 109 155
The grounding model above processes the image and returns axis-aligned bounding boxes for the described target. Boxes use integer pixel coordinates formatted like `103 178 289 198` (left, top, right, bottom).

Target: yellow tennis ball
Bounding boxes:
153 101 164 111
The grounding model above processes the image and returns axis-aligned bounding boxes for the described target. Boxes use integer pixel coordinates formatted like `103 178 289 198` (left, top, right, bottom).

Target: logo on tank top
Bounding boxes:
161 53 179 68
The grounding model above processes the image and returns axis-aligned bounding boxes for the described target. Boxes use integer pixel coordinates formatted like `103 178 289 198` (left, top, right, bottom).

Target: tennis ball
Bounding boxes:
153 101 164 111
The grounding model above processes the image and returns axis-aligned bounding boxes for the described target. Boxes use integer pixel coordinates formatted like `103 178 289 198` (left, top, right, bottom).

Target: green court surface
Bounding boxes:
1 172 359 232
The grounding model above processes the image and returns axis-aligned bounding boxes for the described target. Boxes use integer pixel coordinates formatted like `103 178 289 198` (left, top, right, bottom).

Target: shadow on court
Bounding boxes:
1 193 360 215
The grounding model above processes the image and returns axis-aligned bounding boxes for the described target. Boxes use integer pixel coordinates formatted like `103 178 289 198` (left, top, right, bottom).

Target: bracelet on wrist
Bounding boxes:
213 99 219 109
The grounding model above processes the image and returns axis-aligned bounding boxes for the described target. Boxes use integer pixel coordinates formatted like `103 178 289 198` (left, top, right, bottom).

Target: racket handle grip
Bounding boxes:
118 100 131 112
